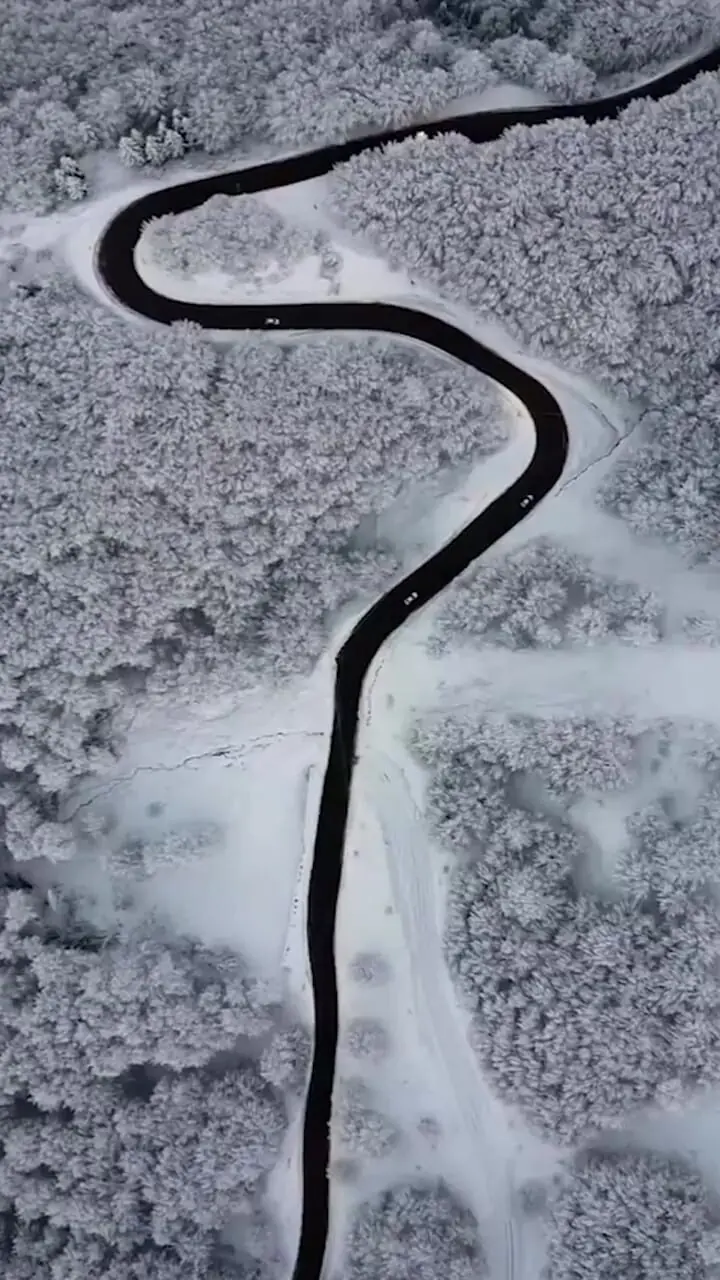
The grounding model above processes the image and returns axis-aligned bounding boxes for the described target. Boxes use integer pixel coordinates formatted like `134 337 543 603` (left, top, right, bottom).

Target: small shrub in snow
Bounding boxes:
17 820 78 863
110 821 224 877
347 951 392 986
417 1115 442 1146
344 1016 390 1061
516 1176 552 1216
336 1079 400 1158
330 1157 361 1184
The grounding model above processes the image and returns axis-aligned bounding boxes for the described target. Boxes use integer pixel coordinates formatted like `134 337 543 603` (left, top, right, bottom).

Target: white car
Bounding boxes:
264 317 280 327
415 130 428 140
403 590 419 606
520 494 534 508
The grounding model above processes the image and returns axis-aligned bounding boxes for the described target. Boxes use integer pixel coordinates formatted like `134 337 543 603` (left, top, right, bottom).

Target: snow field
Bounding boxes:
418 643 720 724
62 668 333 991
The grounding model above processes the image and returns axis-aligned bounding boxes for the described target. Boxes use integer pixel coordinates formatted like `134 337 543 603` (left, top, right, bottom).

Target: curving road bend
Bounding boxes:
96 42 720 1280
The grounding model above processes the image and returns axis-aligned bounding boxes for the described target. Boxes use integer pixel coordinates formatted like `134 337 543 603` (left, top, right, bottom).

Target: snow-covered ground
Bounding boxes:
10 105 720 1278
61 668 332 1004
429 80 549 119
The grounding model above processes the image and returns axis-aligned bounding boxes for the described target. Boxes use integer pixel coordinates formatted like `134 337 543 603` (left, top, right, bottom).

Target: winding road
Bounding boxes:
96 41 720 1280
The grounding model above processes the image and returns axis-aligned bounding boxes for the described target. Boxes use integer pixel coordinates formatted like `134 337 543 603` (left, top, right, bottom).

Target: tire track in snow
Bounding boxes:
366 750 520 1280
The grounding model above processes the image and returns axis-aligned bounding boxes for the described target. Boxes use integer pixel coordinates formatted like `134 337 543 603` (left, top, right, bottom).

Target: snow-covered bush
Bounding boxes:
51 154 87 201
259 1023 312 1093
347 951 393 986
110 822 224 878
345 1180 487 1280
336 1079 400 1157
343 1016 390 1061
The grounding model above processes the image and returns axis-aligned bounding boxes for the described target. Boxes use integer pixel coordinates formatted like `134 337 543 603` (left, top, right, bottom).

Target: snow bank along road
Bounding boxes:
96 42 720 1280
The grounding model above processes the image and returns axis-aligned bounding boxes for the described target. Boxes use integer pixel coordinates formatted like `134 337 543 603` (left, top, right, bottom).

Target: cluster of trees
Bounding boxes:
0 260 506 856
330 70 720 560
118 109 192 169
545 1148 718 1278
429 536 664 652
141 194 323 286
430 0 715 76
262 22 498 147
409 710 720 1140
482 33 598 100
411 709 640 822
4 0 711 212
618 781 720 912
0 2 487 211
0 883 301 1276
344 1179 486 1280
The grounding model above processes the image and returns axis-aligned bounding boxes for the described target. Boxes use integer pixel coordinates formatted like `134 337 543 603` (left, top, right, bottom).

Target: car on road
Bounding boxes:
403 590 419 606
520 494 534 508
264 317 280 326
415 130 428 140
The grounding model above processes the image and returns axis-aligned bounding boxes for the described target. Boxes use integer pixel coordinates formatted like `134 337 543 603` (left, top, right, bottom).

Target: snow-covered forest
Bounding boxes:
0 256 507 857
0 234 510 1273
408 706 720 1140
545 1149 719 1277
0 878 307 1279
2 0 716 212
330 66 720 560
5 0 720 1275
